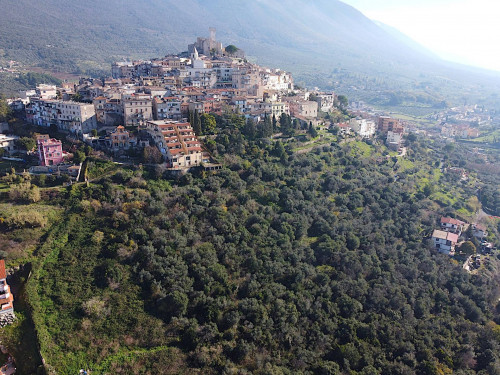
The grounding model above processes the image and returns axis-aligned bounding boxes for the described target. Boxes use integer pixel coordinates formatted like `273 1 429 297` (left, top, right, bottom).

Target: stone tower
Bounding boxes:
209 27 216 44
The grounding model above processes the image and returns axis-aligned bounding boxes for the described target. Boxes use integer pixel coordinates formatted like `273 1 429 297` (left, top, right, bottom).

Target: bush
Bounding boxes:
5 211 48 229
9 182 41 203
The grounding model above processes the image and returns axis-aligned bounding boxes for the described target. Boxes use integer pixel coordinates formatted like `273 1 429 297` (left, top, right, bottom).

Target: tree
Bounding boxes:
280 113 293 135
263 115 273 137
0 95 11 122
243 118 256 139
406 133 417 143
17 137 36 151
72 93 84 102
225 45 239 55
91 129 98 137
422 183 434 197
308 122 318 138
73 150 86 164
273 141 286 158
200 113 216 134
192 110 202 135
158 291 188 321
459 241 476 256
337 95 348 109
143 146 163 164
9 182 40 203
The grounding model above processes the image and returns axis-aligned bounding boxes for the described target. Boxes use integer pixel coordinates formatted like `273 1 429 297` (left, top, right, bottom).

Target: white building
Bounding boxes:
261 69 294 92
285 98 318 119
314 93 336 112
0 134 19 154
472 224 488 240
26 99 97 135
386 130 404 150
251 101 290 118
440 217 466 234
0 260 14 320
432 230 459 255
349 118 376 138
36 84 57 100
153 97 182 120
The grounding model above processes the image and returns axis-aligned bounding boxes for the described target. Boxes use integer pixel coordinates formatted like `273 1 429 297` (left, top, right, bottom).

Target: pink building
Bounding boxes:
38 136 64 166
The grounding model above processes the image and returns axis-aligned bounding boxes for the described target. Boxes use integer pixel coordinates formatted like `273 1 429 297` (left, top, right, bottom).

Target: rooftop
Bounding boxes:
432 230 459 243
441 217 465 226
0 260 6 280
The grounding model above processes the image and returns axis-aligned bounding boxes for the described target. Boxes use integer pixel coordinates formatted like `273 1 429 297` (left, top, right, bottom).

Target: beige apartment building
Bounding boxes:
122 94 153 126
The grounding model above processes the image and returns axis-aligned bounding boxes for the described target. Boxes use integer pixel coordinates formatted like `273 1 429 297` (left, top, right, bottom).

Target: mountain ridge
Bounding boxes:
1 0 500 107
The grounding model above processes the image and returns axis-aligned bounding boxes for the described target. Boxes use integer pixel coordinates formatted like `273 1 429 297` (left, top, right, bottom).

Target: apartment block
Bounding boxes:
26 99 97 134
122 94 153 126
145 120 203 168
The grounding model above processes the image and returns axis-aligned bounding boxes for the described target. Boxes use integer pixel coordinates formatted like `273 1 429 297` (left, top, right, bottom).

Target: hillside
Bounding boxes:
2 0 500 109
1 113 499 373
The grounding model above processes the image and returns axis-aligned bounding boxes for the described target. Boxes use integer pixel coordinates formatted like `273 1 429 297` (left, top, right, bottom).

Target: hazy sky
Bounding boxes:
342 0 500 71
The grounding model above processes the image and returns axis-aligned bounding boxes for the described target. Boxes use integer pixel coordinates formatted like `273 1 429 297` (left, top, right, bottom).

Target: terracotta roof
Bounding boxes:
474 224 487 231
441 217 465 226
447 233 459 243
0 260 6 280
432 230 458 243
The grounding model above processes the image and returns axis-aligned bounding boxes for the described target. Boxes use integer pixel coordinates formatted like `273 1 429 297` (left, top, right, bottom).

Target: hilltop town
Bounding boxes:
1 28 416 181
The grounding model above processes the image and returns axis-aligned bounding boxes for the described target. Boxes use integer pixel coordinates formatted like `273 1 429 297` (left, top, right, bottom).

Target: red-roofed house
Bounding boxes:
472 224 488 239
440 217 466 234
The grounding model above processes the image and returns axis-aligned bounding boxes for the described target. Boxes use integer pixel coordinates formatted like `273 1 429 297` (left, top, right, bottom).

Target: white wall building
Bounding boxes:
0 134 19 154
350 118 376 138
26 99 97 135
432 230 459 255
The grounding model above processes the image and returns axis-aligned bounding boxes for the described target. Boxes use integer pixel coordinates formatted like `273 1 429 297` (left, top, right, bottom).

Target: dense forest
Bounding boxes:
0 114 496 374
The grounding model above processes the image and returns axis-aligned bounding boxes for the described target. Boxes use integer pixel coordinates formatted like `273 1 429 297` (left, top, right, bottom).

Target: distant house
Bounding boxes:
472 224 488 240
335 122 352 135
110 126 133 152
440 217 466 234
26 99 97 134
432 229 459 255
446 167 467 180
349 118 376 138
386 129 404 151
0 134 19 154
378 116 403 133
0 260 14 319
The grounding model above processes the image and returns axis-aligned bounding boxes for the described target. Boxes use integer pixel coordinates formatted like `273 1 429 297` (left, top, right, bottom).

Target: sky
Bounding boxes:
342 0 500 72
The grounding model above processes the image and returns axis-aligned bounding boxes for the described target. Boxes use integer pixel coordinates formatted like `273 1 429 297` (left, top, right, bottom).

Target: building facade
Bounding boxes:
38 137 64 166
122 94 153 126
432 230 459 255
145 120 203 168
26 99 97 134
0 134 19 154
